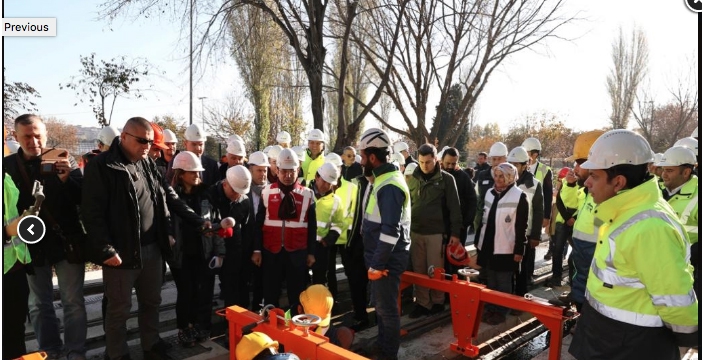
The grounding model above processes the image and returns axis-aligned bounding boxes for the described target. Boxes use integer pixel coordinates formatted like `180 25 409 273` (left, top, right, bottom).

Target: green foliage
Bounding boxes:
60 53 153 127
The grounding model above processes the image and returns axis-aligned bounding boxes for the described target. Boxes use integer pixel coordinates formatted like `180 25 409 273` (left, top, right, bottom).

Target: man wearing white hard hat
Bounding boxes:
167 123 220 186
252 148 317 308
302 129 326 185
569 130 697 359
309 162 346 301
208 164 254 310
474 142 508 231
276 131 292 148
522 137 553 232
97 126 121 152
673 136 699 177
161 128 178 166
657 145 700 301
266 145 283 185
219 139 247 180
393 141 417 167
243 151 269 309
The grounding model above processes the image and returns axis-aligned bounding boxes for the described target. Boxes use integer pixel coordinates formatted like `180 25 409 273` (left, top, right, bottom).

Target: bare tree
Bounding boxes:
357 0 574 146
606 26 649 129
202 95 254 150
44 117 79 153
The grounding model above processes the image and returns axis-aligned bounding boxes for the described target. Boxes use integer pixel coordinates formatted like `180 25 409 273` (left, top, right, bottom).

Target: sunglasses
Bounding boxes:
125 133 155 145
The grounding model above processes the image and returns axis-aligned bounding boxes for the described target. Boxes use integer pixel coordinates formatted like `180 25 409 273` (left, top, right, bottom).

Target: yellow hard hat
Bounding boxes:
299 284 334 327
235 332 279 360
566 130 605 162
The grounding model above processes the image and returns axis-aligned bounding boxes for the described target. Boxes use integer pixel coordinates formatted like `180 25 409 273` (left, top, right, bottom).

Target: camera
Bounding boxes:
40 148 70 175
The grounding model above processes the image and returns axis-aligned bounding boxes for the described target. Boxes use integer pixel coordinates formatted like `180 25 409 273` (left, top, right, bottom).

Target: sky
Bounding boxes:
1 0 701 140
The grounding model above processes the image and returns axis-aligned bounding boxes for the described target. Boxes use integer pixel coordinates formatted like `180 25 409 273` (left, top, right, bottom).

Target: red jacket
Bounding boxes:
260 182 316 253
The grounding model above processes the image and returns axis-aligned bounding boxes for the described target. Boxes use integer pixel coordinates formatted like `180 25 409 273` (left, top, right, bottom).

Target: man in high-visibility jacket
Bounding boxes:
522 137 553 231
359 128 411 360
301 129 326 184
569 130 698 360
252 148 317 309
657 145 699 300
309 162 346 297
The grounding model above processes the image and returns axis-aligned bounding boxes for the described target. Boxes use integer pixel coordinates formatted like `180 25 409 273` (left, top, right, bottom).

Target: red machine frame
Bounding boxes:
400 268 573 360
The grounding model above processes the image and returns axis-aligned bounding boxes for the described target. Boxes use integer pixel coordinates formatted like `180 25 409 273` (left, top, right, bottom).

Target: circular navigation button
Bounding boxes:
17 215 46 244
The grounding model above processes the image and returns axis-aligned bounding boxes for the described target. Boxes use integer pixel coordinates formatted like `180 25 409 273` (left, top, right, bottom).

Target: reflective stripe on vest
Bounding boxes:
478 186 522 254
364 171 411 245
588 209 694 327
533 162 549 183
518 178 540 234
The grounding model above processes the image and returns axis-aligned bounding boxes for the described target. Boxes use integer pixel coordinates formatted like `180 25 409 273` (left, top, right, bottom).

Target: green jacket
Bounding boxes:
663 175 698 244
407 164 463 237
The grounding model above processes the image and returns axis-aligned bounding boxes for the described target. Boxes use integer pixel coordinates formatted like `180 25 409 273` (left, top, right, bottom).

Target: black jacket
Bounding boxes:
208 180 252 252
473 168 494 229
349 175 370 256
474 162 491 173
342 162 363 182
82 138 186 268
4 149 84 267
447 168 477 230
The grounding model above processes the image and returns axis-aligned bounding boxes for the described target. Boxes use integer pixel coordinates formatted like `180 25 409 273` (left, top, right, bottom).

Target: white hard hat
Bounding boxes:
393 142 409 153
277 148 299 170
292 145 306 161
163 129 178 144
262 145 273 155
6 140 20 154
317 162 340 185
227 134 244 144
692 127 699 139
98 126 121 146
248 151 269 167
392 153 406 165
226 165 252 194
276 131 292 144
307 129 325 142
657 146 697 167
354 154 361 163
488 142 508 157
652 152 663 164
507 146 530 163
358 128 391 151
172 151 205 172
268 145 283 160
674 137 698 155
522 137 542 152
581 129 653 170
404 162 418 176
324 153 343 167
184 124 207 142
226 139 246 157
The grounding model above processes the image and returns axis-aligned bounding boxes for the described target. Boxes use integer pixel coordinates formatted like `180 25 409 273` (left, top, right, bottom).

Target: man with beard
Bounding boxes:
440 147 476 245
359 128 410 360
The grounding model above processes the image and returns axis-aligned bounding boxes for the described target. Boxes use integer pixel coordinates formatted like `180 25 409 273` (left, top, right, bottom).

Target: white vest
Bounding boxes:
478 185 523 255
517 177 540 235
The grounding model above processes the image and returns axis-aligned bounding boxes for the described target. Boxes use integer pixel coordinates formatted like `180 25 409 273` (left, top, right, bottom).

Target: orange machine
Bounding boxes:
400 267 575 360
225 305 368 360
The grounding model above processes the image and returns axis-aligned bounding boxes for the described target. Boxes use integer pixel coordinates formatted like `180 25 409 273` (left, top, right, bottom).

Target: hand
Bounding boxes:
542 219 550 229
565 170 577 185
529 239 541 249
251 252 262 267
169 235 176 247
55 158 72 183
566 218 575 227
513 254 523 262
5 214 26 237
306 254 316 268
449 235 461 247
368 268 389 281
103 254 122 267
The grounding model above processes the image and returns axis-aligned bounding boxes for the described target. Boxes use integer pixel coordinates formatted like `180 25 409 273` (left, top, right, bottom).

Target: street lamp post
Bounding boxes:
198 96 207 128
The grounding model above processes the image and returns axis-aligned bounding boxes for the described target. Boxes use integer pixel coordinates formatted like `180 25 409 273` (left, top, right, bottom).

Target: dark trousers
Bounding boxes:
103 243 163 360
220 245 250 309
552 223 573 281
340 244 368 321
262 249 309 309
515 245 535 296
370 250 408 359
311 243 339 299
3 266 30 359
171 254 216 330
248 261 264 311
569 238 595 308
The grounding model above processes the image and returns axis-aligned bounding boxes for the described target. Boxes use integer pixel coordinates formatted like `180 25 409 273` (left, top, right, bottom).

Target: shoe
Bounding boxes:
485 312 506 325
193 326 210 343
178 328 196 348
407 305 430 319
430 304 445 315
543 252 552 260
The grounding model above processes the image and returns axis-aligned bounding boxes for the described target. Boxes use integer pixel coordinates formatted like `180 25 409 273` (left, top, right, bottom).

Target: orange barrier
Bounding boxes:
14 352 47 360
400 269 575 360
225 305 369 360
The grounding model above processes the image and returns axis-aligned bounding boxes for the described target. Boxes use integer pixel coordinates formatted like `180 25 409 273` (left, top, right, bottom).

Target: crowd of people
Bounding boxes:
2 113 699 360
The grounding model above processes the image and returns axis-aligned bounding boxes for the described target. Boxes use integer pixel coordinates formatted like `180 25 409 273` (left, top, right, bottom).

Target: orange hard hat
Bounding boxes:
446 243 470 266
150 122 169 150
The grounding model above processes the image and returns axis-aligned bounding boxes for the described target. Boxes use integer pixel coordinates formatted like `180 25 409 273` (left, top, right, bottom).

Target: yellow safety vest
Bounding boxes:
664 176 698 244
587 177 697 334
335 178 358 245
364 171 411 245
302 151 326 185
3 174 31 274
532 161 551 183
314 191 345 243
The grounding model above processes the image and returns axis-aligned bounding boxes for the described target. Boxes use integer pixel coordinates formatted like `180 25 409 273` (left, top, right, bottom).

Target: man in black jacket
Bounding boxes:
4 114 87 360
341 146 363 181
82 117 187 360
441 148 477 245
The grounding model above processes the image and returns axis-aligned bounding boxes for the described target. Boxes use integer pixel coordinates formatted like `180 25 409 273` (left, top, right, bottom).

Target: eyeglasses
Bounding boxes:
125 133 154 145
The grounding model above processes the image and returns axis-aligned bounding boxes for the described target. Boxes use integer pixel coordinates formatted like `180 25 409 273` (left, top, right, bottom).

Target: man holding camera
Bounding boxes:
4 114 87 360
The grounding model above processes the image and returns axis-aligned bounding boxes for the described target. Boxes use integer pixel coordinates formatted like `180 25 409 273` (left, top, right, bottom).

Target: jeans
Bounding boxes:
552 223 573 281
27 259 87 355
569 238 595 307
103 243 163 359
370 250 408 359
